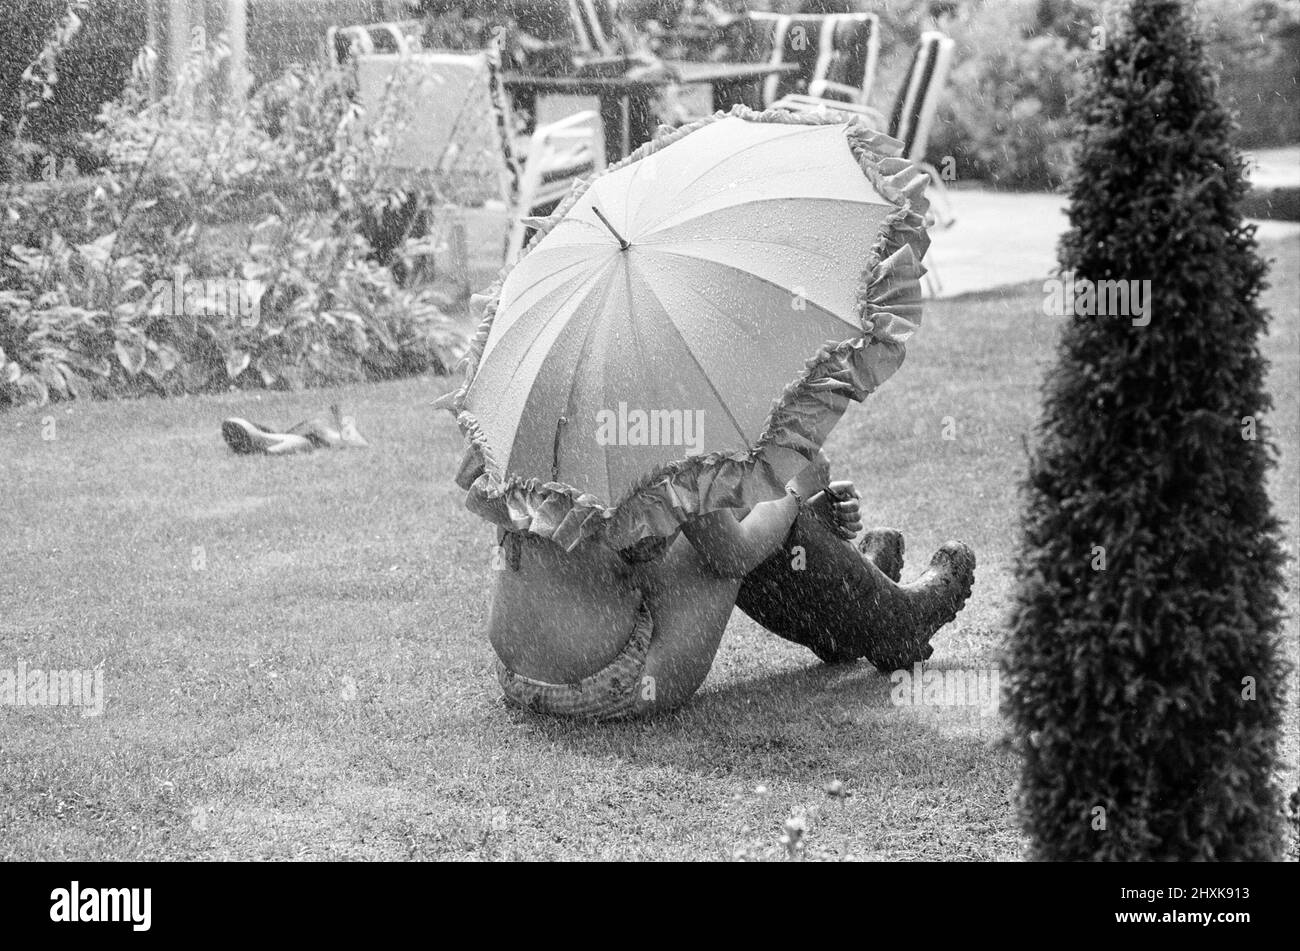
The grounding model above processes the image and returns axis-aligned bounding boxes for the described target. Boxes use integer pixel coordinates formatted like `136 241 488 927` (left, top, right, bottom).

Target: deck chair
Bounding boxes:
355 51 518 205
508 111 606 262
774 32 955 220
569 0 620 58
353 50 604 278
326 20 423 67
885 31 956 188
746 11 881 109
512 0 647 72
773 31 956 294
569 0 658 63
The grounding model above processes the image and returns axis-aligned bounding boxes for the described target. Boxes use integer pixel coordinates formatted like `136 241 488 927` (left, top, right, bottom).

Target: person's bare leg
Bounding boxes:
735 510 975 671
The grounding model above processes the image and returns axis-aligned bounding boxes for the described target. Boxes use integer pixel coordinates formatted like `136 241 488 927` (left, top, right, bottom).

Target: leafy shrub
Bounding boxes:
0 0 144 182
1005 0 1289 860
2 31 466 407
1198 0 1300 148
926 1 1092 191
925 0 1297 190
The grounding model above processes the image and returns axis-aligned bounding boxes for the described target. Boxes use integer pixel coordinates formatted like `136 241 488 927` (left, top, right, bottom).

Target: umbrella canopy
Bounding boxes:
444 106 931 552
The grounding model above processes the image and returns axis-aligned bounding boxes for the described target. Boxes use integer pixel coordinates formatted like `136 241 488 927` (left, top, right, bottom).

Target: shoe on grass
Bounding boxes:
334 404 369 449
222 418 315 455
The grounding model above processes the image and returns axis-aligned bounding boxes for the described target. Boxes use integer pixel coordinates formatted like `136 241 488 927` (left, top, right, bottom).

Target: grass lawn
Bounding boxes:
2 236 1296 862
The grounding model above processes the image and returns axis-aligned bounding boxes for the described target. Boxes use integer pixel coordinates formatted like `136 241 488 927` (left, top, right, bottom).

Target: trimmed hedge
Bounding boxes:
1004 0 1289 859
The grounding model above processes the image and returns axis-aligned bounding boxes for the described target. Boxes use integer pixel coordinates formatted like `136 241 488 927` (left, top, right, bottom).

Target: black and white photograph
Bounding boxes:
1 0 1298 902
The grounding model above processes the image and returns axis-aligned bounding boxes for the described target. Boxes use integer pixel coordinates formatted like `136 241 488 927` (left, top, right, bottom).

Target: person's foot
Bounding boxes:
222 418 315 455
922 541 976 632
865 541 976 673
858 528 905 582
333 405 370 449
222 418 274 454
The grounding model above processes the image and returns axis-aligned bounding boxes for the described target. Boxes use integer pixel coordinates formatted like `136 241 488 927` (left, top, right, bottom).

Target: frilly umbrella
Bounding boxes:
440 105 931 552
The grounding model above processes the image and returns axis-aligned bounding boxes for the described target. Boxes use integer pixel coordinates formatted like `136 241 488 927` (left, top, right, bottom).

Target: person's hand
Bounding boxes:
787 450 830 502
806 480 862 540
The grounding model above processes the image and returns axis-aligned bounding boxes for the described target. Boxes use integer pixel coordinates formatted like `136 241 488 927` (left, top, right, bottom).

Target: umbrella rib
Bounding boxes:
493 251 607 325
642 226 848 263
641 194 889 242
556 259 621 484
630 263 754 447
501 257 620 385
623 160 644 238
601 257 643 502
646 246 862 333
629 250 767 339
633 125 841 232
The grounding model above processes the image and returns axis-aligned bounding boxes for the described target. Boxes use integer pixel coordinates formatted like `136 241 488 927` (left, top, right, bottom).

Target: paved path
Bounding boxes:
1246 146 1300 192
927 158 1300 299
923 190 1068 299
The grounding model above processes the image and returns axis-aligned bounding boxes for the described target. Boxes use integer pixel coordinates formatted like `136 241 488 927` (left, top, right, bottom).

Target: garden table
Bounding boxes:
503 61 799 163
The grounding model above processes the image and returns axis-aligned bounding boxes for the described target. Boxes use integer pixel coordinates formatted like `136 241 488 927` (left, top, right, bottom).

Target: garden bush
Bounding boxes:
1199 0 1300 149
2 26 466 408
0 0 144 183
1004 0 1289 860
924 0 1297 190
924 0 1095 191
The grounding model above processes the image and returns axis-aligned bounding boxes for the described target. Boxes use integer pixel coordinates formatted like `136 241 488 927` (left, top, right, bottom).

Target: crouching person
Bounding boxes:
487 452 974 719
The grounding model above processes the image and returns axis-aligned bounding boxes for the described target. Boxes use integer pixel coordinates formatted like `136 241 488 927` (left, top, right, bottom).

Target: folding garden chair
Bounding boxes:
772 29 956 295
326 19 423 66
568 0 622 59
352 49 605 282
884 30 956 197
774 30 955 225
507 111 606 262
746 11 882 109
355 51 518 204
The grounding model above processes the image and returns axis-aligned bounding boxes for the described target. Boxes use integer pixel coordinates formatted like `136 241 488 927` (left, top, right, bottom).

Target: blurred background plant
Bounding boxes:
2 0 1296 405
0 0 133 184
923 0 1086 191
2 10 465 408
920 0 1300 190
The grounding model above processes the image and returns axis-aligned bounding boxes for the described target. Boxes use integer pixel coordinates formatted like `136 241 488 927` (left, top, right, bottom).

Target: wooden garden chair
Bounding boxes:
774 30 956 225
326 19 424 66
351 49 605 283
744 10 882 109
773 30 956 295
